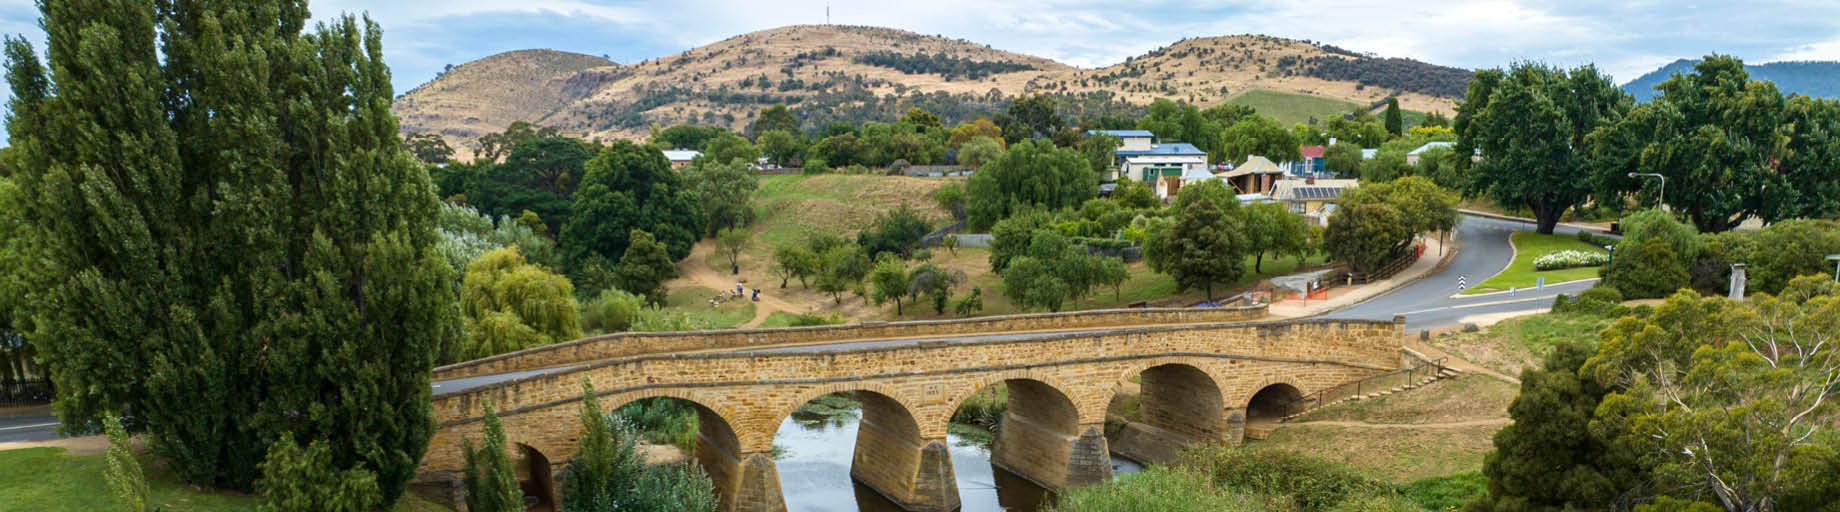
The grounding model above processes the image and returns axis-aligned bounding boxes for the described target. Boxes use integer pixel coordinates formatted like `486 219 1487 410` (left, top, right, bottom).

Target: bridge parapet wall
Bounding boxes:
430 318 1399 444
433 305 1268 381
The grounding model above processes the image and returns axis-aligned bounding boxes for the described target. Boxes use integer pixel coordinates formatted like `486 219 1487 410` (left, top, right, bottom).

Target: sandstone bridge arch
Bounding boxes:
416 315 1404 511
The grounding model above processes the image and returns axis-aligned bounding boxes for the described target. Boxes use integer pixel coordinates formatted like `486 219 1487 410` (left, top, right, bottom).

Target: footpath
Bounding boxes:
1266 234 1455 319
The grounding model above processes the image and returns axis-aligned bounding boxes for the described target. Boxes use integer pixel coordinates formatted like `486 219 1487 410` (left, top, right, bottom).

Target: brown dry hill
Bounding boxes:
391 49 615 142
393 26 1467 145
1034 34 1462 118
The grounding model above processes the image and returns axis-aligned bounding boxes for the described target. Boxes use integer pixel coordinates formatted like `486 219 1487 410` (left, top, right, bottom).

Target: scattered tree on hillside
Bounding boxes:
1241 202 1315 273
949 118 1004 148
404 132 454 164
857 204 932 260
717 227 752 270
868 255 913 315
3 9 455 500
749 105 802 137
757 130 805 167
683 160 759 233
478 121 561 162
909 263 967 314
931 182 967 221
650 124 729 151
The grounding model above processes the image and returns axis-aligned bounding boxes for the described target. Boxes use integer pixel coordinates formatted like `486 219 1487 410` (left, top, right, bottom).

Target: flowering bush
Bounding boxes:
1533 250 1609 271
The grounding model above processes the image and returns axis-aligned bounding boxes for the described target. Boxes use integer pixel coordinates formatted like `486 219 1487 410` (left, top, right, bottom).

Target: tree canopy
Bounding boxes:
4 6 455 501
560 141 706 266
1459 63 1629 234
966 139 1098 230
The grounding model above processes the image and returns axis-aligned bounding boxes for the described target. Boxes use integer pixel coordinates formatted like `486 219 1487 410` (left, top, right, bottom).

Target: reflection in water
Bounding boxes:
774 410 1141 512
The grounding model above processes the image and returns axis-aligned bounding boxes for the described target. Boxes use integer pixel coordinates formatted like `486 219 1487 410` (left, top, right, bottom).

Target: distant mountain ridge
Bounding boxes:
392 25 1472 147
1620 59 1840 101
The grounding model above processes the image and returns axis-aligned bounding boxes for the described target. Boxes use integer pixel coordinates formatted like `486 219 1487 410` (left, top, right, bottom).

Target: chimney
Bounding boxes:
1306 176 1316 185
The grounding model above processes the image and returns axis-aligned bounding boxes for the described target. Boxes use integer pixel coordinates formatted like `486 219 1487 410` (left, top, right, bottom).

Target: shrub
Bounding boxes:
1397 472 1487 510
785 312 848 327
564 382 718 512
1532 250 1609 270
580 288 644 334
103 414 148 512
612 398 699 452
1616 209 1699 267
1051 468 1253 512
1579 285 1623 304
1177 444 1390 510
802 157 830 175
256 434 382 512
1603 237 1690 299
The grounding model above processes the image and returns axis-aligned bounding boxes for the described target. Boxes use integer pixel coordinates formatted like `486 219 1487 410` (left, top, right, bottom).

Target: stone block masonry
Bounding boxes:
417 316 1404 511
432 306 1269 381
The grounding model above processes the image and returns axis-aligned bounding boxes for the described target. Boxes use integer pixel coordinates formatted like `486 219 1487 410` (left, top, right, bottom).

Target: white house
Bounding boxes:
1124 155 1210 200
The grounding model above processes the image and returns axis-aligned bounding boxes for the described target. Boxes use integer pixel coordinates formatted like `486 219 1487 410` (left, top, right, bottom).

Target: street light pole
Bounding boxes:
1628 172 1665 210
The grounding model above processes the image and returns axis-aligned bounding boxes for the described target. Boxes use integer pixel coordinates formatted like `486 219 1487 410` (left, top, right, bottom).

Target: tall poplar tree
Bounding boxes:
4 1 458 502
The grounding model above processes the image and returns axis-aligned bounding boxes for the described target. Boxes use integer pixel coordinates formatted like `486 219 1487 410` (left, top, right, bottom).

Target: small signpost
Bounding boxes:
1456 275 1467 291
1536 276 1545 290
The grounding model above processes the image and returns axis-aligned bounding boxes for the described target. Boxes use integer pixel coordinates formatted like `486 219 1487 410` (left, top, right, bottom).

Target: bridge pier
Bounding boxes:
849 437 960 511
727 452 786 512
991 418 1114 490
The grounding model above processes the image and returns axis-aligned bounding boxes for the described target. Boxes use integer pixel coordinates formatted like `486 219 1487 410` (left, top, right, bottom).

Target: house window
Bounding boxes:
1290 202 1305 214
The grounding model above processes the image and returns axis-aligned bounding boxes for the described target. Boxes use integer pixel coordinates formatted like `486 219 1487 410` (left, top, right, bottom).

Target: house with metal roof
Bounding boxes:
1124 154 1210 200
1294 145 1327 176
662 149 702 169
1270 177 1360 226
1405 141 1455 165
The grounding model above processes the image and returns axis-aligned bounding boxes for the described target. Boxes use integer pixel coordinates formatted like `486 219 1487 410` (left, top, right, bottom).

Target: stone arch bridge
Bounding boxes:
415 308 1405 511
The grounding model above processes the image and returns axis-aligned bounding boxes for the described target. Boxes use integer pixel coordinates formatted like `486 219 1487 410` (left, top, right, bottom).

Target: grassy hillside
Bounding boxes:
1226 89 1363 126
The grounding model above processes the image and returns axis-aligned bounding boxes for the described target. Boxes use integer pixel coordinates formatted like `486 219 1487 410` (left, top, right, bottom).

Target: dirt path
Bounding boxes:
676 242 802 328
0 435 109 455
1290 418 1512 429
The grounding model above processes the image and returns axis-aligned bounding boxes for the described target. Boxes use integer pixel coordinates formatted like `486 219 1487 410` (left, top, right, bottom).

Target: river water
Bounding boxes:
772 409 1142 512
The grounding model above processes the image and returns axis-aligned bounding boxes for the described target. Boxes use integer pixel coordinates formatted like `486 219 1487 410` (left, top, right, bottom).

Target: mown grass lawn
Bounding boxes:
1463 231 1609 295
0 446 450 511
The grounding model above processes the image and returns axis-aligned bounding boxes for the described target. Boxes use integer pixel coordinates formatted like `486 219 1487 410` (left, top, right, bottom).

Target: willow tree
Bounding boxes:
4 1 458 502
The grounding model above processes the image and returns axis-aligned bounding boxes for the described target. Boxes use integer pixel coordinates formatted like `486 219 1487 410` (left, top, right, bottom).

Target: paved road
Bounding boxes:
1321 215 1609 332
0 413 61 443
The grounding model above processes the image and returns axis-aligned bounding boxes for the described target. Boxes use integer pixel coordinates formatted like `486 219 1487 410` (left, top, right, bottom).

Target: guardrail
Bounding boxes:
1287 357 1447 415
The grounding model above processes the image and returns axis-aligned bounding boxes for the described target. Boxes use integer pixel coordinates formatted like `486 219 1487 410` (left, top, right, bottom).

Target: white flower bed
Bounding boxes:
1533 250 1609 271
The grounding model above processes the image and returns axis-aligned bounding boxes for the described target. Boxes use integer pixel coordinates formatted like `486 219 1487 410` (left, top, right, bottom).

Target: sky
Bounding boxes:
1 0 1839 98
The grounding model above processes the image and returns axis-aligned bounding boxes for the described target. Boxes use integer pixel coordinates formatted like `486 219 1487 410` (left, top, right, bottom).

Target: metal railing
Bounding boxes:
1 379 53 406
1287 357 1447 416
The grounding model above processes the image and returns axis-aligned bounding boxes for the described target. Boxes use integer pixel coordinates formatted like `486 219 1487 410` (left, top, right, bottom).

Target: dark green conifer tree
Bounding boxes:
4 1 458 501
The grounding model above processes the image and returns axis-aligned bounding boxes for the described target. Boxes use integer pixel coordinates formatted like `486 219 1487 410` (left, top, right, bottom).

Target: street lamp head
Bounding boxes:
1627 172 1638 178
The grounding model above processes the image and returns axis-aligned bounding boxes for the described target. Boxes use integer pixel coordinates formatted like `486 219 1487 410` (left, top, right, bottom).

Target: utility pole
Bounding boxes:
826 5 830 25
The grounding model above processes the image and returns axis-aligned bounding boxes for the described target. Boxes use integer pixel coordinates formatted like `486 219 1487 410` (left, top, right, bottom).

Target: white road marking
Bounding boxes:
0 422 57 432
